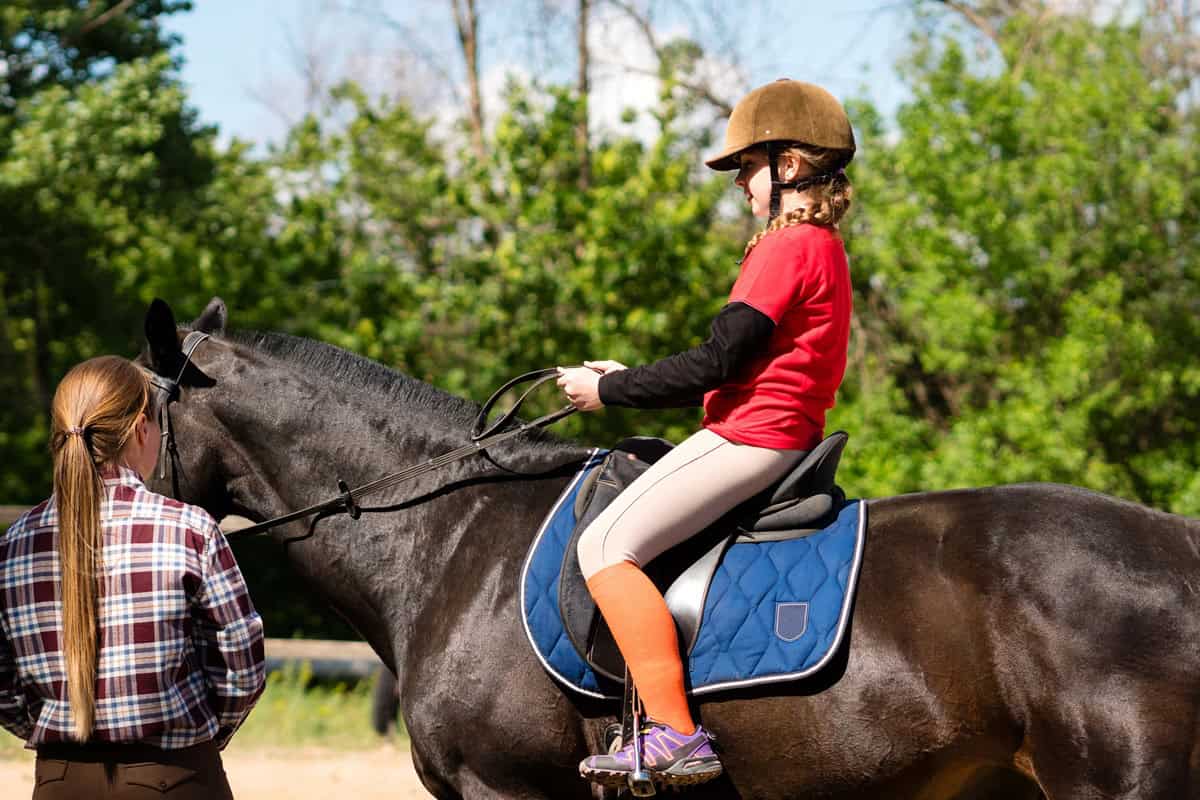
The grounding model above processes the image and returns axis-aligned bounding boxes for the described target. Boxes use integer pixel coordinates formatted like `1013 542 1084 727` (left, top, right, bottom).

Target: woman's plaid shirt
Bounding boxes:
0 467 265 749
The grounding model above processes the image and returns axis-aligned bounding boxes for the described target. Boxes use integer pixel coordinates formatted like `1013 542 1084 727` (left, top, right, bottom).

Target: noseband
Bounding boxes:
144 332 577 540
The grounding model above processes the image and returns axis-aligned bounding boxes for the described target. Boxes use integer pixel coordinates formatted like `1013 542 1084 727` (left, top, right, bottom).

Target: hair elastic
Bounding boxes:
66 426 85 437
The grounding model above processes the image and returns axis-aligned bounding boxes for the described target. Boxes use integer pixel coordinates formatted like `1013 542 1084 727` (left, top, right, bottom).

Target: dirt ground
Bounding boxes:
0 744 433 799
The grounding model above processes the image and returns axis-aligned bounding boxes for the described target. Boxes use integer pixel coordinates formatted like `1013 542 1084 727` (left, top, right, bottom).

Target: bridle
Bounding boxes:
145 331 211 500
144 332 578 540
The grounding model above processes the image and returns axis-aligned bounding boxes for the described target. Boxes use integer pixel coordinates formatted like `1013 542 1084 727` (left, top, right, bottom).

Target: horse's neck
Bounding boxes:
226 376 587 670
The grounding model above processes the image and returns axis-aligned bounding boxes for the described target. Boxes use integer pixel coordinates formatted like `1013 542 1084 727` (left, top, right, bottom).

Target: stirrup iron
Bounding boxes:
622 668 655 797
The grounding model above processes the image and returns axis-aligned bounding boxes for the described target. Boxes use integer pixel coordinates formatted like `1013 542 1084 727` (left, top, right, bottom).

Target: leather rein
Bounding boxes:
145 332 577 540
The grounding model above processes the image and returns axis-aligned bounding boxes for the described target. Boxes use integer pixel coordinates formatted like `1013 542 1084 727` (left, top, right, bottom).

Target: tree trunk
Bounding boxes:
577 0 591 190
31 269 52 416
451 0 485 160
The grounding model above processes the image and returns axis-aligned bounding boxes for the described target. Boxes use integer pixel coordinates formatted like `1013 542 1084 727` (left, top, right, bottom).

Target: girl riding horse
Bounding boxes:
558 78 856 789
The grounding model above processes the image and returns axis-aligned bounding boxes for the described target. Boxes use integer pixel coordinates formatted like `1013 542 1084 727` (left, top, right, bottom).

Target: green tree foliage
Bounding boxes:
2 0 192 502
0 31 346 630
0 5 331 504
0 1 190 104
836 12 1200 512
272 79 747 447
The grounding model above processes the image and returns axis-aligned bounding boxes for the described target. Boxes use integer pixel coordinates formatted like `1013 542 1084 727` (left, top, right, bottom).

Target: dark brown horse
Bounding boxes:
141 298 1200 799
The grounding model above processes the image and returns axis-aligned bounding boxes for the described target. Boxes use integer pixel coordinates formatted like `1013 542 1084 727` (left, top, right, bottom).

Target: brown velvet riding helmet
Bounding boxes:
705 79 856 171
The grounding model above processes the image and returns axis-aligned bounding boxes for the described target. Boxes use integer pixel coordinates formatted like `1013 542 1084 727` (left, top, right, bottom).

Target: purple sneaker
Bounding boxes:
580 720 722 788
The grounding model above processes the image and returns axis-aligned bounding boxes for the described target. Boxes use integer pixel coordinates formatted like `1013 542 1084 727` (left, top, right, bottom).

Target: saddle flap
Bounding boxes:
560 446 665 679
581 523 736 682
608 436 674 465
560 440 730 683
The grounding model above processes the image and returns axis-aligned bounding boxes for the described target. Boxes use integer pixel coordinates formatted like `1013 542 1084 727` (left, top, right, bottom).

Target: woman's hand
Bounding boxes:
556 366 606 412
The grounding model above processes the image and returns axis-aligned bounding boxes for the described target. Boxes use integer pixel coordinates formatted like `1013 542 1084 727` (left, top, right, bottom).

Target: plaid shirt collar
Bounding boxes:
101 464 147 491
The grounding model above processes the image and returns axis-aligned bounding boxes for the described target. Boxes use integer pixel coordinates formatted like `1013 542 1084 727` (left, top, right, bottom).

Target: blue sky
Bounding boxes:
163 2 918 148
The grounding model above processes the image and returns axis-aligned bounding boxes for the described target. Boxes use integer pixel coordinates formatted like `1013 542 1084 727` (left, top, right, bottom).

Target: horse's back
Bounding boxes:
867 482 1200 684
868 482 1200 641
861 483 1200 797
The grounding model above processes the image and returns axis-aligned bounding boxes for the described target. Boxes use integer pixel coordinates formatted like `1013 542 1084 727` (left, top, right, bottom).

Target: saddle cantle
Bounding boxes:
559 432 850 682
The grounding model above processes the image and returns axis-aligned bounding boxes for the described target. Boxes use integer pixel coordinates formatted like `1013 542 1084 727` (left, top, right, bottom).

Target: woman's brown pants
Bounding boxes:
32 740 233 799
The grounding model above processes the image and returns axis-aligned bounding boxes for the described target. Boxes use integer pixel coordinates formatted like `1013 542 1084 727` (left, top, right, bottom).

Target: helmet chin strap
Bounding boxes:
767 142 784 223
766 141 844 224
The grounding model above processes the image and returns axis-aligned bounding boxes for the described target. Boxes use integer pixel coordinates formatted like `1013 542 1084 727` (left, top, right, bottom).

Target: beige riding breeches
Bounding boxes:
576 428 807 579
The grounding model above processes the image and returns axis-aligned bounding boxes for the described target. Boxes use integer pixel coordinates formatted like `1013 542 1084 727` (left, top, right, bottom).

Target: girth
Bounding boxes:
559 431 849 682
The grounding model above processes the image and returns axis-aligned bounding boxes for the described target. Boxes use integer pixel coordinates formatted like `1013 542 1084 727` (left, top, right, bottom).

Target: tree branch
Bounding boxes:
601 0 737 115
1010 3 1055 83
593 57 733 116
935 0 1002 48
450 0 485 160
336 1 465 111
605 0 659 51
577 0 591 189
79 0 137 37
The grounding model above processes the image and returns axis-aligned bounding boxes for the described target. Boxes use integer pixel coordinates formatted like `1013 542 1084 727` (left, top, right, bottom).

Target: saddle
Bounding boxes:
558 431 849 682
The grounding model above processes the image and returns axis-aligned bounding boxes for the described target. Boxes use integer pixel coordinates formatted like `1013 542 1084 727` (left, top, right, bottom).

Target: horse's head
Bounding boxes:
137 296 252 520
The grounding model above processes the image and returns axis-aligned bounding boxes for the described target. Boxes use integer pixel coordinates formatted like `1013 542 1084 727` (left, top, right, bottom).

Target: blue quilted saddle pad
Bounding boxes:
520 451 868 699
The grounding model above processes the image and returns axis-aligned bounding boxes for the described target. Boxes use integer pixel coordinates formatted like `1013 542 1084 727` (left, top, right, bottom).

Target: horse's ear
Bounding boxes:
193 297 227 336
145 298 181 372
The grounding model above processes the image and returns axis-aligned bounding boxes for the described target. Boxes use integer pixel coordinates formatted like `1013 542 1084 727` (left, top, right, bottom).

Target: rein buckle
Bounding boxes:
337 479 362 520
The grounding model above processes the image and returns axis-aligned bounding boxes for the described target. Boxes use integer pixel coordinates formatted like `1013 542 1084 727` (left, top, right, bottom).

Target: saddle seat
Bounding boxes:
559 431 849 682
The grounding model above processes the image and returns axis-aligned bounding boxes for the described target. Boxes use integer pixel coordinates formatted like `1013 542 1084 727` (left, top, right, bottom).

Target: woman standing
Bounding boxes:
0 355 265 798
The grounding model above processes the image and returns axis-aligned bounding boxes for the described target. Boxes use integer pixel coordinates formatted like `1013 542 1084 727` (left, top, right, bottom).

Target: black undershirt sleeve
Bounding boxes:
597 302 776 409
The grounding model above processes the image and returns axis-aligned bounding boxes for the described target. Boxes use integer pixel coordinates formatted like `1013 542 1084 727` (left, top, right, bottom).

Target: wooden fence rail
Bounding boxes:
265 638 384 679
1 506 24 528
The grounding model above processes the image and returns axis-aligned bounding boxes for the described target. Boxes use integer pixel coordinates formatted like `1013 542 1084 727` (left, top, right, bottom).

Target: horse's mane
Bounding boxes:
232 331 482 429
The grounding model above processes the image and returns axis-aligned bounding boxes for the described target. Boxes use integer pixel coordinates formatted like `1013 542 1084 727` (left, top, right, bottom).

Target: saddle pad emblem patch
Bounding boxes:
775 602 809 642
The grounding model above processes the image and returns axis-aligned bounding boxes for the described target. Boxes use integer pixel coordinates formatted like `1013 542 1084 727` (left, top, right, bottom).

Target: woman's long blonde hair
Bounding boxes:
50 356 154 740
742 143 854 260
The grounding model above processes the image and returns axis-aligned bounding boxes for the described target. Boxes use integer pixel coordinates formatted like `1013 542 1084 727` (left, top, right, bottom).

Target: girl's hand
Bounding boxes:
556 366 604 412
583 360 627 375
